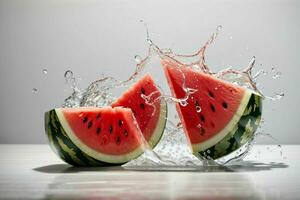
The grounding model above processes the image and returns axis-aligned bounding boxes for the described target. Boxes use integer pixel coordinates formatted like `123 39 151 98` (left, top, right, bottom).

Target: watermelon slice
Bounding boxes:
162 59 262 160
45 107 145 166
112 74 167 149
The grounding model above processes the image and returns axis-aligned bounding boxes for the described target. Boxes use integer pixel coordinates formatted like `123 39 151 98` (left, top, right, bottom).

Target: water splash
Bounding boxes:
60 25 283 167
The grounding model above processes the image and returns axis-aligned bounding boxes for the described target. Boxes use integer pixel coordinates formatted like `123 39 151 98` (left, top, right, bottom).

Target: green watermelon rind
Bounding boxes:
45 110 111 166
45 109 144 166
194 91 262 160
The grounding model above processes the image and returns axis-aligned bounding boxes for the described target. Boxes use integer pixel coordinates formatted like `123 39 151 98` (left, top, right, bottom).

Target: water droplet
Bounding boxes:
42 69 48 74
32 88 38 93
272 71 281 79
196 106 202 113
217 25 223 31
271 67 275 73
134 55 142 64
185 87 197 94
147 38 153 45
64 70 73 79
262 70 267 75
179 100 188 107
268 92 284 101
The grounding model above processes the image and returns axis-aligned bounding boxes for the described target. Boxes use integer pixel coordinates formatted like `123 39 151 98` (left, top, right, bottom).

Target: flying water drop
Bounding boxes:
266 92 285 101
217 25 223 31
134 55 142 64
64 70 73 79
32 88 38 93
272 71 282 79
42 69 48 74
179 99 188 107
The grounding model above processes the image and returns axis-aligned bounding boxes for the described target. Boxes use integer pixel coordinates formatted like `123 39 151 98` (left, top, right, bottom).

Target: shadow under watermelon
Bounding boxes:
33 160 288 174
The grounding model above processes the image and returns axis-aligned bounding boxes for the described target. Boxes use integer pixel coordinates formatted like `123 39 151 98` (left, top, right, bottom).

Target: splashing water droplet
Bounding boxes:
217 25 223 31
147 38 153 45
179 100 188 107
42 69 48 74
185 87 197 94
272 71 281 79
134 55 142 64
196 106 202 113
64 70 73 79
262 70 268 75
32 88 38 93
266 92 285 101
271 67 275 73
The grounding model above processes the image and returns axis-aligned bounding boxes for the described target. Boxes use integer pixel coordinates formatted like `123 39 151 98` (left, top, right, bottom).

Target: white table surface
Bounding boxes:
0 144 298 200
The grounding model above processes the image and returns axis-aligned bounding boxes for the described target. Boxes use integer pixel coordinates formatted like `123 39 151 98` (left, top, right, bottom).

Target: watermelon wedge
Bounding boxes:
45 107 145 166
112 74 167 149
45 74 166 166
162 59 262 160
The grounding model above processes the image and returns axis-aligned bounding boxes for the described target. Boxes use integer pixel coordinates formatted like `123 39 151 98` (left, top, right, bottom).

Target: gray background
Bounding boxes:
0 0 299 144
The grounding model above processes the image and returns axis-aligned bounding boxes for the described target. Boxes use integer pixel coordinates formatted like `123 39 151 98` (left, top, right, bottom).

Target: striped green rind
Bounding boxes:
45 110 120 166
194 92 262 160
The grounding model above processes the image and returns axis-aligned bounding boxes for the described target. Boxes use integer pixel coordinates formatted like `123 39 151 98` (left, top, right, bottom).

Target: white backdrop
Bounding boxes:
0 0 299 144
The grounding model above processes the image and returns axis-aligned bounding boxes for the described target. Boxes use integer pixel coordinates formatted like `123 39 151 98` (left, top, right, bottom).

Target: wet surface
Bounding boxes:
0 145 298 199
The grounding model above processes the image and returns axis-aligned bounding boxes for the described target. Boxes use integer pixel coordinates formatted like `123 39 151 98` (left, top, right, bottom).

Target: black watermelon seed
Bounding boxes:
87 121 93 129
83 117 88 123
124 130 128 136
222 101 228 109
208 90 214 98
96 113 101 119
118 119 123 127
210 104 216 112
195 100 200 107
109 125 113 134
96 127 101 134
140 103 145 109
141 87 146 94
200 127 206 135
116 137 121 144
200 114 205 122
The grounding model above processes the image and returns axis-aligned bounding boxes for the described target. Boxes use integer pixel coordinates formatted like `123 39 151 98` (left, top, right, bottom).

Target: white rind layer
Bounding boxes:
147 100 167 148
191 89 252 152
55 109 144 164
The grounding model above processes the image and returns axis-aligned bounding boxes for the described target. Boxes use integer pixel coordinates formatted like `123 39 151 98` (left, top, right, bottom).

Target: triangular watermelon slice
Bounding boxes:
162 59 262 159
112 74 167 149
45 107 145 166
45 74 167 166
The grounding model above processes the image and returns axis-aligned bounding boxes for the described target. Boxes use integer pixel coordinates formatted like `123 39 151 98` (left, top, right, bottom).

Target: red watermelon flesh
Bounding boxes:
112 74 167 148
162 59 247 148
57 107 144 156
